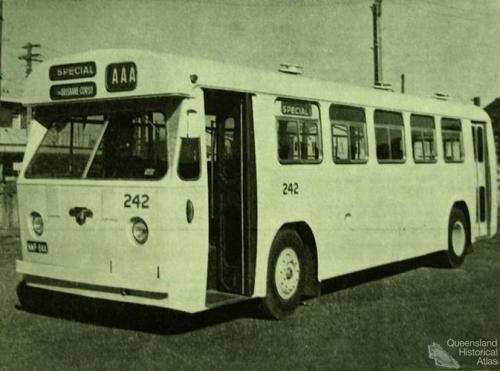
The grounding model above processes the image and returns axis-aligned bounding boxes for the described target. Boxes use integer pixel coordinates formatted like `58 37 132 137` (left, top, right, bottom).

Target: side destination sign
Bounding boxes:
281 100 312 117
50 82 97 100
49 61 96 81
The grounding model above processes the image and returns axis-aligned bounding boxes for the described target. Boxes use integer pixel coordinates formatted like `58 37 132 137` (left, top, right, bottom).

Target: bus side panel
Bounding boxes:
250 95 495 299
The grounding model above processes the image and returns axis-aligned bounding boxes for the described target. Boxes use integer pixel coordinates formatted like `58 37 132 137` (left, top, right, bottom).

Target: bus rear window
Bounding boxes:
25 98 181 179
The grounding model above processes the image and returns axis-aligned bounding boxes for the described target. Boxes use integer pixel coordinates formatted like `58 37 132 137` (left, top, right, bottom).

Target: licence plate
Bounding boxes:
27 241 48 254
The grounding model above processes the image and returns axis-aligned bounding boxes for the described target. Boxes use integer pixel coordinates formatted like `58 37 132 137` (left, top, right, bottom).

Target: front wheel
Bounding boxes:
441 208 470 268
16 280 41 311
261 229 305 319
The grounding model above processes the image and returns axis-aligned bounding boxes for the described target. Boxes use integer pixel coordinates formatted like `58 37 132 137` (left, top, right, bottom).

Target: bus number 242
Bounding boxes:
283 182 299 195
124 194 150 208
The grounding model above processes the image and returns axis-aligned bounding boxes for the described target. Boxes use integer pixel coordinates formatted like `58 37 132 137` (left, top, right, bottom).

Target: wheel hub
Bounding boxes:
275 247 300 300
451 221 466 256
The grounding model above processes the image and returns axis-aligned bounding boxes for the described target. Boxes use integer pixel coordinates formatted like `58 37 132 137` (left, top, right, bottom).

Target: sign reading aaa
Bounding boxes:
106 62 137 92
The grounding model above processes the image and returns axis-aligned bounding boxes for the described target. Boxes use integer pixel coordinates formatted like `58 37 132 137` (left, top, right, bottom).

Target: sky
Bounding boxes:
1 0 500 106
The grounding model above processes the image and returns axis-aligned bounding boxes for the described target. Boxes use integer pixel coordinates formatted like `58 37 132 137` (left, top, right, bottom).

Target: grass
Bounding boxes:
1 219 499 371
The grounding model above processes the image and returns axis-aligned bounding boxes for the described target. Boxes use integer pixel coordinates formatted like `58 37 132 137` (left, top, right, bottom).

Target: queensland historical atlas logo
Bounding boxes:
428 342 460 369
428 339 498 368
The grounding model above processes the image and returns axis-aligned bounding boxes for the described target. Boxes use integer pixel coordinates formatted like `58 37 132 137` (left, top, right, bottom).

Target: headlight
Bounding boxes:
131 218 148 244
31 212 44 236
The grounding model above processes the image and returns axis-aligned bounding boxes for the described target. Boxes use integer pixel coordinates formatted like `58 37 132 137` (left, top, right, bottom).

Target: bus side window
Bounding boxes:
277 119 300 161
300 120 320 160
441 118 464 162
275 99 322 164
330 104 368 163
178 138 201 180
410 114 436 163
374 110 405 162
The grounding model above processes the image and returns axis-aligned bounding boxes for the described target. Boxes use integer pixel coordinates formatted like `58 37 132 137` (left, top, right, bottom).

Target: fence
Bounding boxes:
0 182 18 232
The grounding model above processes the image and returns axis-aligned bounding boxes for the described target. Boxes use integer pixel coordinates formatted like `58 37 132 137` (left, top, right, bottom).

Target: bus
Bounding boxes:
16 49 498 319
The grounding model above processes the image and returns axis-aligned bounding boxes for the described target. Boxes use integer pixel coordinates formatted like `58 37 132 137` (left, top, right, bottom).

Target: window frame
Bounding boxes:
410 114 437 164
330 104 369 164
441 117 464 163
373 109 406 163
275 99 323 165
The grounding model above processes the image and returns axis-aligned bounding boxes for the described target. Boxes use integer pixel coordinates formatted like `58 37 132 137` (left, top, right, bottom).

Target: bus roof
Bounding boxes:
24 48 489 121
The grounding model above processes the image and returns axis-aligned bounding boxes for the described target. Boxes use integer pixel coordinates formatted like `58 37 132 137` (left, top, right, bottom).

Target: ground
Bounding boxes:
0 222 499 371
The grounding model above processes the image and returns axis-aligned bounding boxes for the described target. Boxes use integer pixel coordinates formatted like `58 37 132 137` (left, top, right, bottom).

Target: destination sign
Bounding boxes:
49 61 96 81
106 62 137 92
50 82 97 100
281 100 312 117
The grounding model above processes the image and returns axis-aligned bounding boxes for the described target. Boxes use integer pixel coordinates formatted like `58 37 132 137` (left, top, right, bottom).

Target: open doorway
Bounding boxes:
204 89 257 297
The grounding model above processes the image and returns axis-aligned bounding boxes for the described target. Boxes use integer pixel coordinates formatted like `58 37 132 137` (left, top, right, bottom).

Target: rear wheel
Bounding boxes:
442 208 470 268
261 229 305 319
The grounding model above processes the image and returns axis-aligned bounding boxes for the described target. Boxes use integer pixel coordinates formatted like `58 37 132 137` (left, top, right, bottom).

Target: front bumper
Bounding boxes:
16 259 169 295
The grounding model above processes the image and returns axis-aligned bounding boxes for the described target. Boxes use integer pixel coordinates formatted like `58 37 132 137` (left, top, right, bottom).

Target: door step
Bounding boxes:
205 289 249 308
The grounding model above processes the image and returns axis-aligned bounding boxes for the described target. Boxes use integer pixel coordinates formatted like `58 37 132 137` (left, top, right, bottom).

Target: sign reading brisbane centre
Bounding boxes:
50 82 97 100
49 61 96 81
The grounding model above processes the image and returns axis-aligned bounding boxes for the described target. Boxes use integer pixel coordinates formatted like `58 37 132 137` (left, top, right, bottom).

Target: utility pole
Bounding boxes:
371 0 382 86
18 43 42 77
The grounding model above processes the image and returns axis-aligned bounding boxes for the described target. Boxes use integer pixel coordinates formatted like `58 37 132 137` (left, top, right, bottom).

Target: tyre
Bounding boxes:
441 208 470 268
16 280 38 311
261 229 305 319
17 281 55 313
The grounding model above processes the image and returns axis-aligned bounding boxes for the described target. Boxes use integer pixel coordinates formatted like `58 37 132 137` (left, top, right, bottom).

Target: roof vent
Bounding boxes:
373 82 394 92
278 63 303 75
433 92 449 101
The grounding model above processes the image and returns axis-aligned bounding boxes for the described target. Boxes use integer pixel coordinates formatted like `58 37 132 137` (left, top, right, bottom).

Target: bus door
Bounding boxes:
471 121 491 236
204 89 257 296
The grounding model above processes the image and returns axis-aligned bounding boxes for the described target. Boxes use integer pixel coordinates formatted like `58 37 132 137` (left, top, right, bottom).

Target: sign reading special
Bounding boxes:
281 100 312 117
50 82 97 100
105 62 137 92
49 61 96 81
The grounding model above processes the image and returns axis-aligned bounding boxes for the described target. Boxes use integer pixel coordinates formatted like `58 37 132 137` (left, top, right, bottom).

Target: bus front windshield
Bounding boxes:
25 98 182 180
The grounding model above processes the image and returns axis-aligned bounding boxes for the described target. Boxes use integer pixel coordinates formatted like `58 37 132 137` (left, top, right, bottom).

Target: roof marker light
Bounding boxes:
278 64 303 75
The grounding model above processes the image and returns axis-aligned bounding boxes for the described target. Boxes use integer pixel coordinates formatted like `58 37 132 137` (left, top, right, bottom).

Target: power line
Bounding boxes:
168 0 364 8
416 0 499 22
418 0 500 19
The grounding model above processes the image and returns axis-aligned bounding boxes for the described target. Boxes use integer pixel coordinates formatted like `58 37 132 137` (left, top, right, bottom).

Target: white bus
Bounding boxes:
16 50 497 319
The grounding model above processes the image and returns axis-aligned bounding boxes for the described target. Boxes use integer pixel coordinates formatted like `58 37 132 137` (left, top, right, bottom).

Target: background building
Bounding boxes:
0 97 26 181
485 98 500 160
